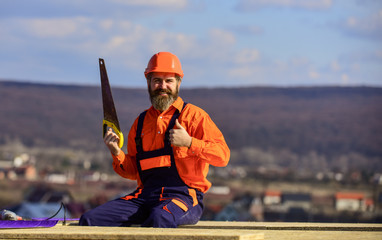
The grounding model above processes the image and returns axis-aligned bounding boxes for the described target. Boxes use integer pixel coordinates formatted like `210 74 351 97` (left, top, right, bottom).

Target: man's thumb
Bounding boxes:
175 119 183 129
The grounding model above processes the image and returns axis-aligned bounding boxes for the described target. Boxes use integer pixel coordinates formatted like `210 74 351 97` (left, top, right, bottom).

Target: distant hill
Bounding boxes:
1 81 381 171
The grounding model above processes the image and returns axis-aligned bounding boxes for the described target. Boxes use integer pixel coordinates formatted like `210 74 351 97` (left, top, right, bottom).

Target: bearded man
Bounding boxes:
79 52 230 228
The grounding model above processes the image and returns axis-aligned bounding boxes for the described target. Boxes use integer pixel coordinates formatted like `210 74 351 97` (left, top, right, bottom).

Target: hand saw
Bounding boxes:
99 58 124 149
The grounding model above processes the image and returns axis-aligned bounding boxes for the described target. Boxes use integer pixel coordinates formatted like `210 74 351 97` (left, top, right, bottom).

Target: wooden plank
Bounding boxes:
63 220 382 231
62 220 382 231
180 221 382 231
265 230 382 240
0 225 264 240
1 221 381 240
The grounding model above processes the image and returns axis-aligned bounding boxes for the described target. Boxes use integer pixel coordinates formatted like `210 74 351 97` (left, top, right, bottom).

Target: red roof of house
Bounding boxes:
365 198 374 206
336 192 364 200
265 190 282 197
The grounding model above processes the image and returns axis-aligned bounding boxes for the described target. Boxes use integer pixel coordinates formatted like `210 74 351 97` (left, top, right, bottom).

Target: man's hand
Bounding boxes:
104 128 121 156
169 119 192 148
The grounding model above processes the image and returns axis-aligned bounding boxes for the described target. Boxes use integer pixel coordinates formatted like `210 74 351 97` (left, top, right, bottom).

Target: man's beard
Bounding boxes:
149 85 179 112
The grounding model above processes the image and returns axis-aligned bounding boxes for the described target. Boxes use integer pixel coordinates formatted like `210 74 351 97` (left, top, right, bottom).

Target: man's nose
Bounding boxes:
159 81 167 89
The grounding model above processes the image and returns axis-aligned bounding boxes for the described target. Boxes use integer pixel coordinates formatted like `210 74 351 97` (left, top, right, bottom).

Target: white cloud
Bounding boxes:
290 57 309 67
234 49 260 64
21 17 92 38
228 66 258 78
199 28 236 62
0 14 367 87
226 56 330 86
376 50 382 58
100 19 114 31
236 0 333 11
209 28 236 46
309 71 320 79
330 61 341 72
341 73 349 85
340 9 382 40
0 16 240 75
351 63 360 72
1 0 380 87
339 49 382 64
108 36 127 50
110 0 187 9
229 25 264 35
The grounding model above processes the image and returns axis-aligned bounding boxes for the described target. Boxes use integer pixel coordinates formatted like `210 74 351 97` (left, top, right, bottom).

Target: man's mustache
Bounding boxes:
154 89 172 96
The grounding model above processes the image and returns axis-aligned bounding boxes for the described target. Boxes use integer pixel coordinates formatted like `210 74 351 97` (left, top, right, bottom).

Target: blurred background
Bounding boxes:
0 0 381 222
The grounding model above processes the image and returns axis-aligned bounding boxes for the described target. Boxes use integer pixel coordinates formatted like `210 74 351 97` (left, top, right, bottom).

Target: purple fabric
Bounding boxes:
0 220 58 228
32 218 79 221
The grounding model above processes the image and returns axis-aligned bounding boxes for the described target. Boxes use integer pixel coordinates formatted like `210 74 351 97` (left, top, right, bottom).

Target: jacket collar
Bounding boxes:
171 97 184 112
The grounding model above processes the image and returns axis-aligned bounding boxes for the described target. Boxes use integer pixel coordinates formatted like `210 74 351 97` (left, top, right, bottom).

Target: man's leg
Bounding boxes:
143 200 203 228
142 187 204 228
79 197 147 227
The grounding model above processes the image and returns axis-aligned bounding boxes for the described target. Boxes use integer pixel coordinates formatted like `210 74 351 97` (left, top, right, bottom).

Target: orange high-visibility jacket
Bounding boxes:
112 97 230 193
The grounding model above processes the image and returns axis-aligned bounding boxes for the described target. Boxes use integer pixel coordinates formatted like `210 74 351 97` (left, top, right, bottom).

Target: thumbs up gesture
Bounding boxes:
169 119 192 148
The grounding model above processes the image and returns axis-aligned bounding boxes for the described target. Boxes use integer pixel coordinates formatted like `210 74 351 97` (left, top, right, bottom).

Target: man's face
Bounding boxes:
148 72 181 112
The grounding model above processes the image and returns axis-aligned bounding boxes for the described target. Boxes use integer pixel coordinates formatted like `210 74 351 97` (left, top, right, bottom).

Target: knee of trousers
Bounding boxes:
79 209 112 226
78 211 92 226
143 208 177 228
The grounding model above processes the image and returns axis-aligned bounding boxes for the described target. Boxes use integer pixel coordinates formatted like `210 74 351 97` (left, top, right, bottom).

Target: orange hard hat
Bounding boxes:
144 52 184 78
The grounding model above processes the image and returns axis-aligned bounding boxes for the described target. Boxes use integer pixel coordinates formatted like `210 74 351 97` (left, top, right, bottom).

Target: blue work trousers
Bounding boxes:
79 186 204 228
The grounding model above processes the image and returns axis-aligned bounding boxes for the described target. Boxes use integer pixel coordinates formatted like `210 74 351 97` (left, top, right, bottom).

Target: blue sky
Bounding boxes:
0 0 381 88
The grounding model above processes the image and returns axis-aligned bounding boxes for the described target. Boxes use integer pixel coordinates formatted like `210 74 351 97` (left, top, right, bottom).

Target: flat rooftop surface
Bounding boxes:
1 221 381 240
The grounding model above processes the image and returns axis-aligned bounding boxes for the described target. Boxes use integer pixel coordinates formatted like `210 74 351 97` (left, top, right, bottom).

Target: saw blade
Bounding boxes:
99 58 124 148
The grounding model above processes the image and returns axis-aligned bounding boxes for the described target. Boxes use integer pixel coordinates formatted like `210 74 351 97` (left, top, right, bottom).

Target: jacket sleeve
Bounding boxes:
186 110 230 167
111 118 139 180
